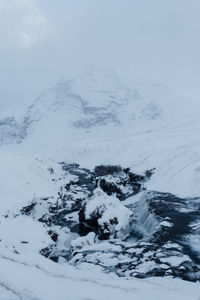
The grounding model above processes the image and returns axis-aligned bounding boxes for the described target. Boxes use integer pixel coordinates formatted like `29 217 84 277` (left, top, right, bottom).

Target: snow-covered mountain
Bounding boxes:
1 70 200 196
1 70 200 299
0 70 195 148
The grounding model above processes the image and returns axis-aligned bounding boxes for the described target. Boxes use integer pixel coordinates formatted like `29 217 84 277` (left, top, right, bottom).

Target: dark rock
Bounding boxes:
21 202 36 215
99 178 123 198
94 165 122 177
48 230 58 242
40 246 52 258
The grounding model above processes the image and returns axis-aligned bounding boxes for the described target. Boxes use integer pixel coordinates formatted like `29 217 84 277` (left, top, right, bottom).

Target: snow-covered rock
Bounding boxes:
71 232 95 249
80 188 133 240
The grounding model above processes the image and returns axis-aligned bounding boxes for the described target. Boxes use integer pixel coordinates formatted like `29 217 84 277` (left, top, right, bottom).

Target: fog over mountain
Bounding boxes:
2 0 200 109
1 1 200 300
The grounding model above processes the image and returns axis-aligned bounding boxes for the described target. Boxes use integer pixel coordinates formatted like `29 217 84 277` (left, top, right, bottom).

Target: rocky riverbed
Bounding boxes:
18 163 200 282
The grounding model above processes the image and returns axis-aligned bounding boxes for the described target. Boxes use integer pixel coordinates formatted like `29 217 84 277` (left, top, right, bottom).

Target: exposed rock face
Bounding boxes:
0 116 31 145
19 163 200 282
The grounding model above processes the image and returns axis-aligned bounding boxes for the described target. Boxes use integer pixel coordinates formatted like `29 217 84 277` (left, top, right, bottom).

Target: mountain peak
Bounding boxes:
0 70 195 158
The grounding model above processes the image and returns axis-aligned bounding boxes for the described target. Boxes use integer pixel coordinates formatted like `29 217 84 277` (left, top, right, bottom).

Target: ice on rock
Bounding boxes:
160 255 190 267
71 232 95 249
160 220 173 228
82 188 133 240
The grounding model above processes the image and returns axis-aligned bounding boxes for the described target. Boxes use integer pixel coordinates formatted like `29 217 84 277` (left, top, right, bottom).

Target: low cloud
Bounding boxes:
0 0 53 49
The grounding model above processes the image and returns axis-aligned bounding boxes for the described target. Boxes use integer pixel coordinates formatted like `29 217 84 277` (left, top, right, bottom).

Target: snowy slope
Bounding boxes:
0 152 63 215
0 70 196 150
0 249 200 300
58 119 200 198
0 70 199 197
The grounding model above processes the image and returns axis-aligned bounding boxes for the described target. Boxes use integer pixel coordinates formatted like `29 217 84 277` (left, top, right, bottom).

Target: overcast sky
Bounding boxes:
1 0 200 110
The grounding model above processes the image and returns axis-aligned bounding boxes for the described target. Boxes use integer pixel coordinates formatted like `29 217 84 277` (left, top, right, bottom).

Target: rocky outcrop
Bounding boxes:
79 188 133 240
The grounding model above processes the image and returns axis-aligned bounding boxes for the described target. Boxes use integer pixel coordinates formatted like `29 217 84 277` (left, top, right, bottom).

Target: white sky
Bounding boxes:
1 0 200 109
